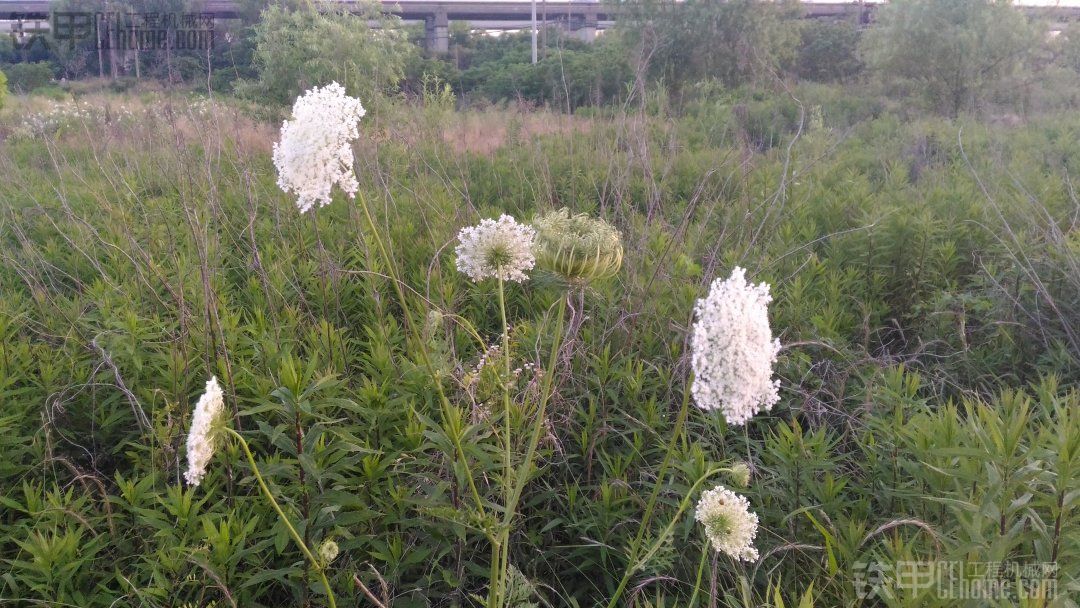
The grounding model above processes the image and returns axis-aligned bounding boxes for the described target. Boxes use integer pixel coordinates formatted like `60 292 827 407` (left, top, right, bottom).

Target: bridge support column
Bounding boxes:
425 10 449 54
575 9 597 43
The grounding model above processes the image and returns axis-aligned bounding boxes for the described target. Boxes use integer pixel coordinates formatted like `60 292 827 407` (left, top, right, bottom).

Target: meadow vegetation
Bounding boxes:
1 0 1079 606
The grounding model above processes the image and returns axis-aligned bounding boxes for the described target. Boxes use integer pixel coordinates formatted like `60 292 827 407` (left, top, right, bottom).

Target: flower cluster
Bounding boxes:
455 215 536 282
319 539 340 566
272 82 367 214
184 376 226 487
690 267 780 426
532 208 623 283
695 484 760 562
13 100 136 138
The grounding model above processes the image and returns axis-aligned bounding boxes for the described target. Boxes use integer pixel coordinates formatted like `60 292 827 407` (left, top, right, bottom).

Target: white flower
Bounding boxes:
455 215 536 283
184 376 226 487
319 539 340 565
690 267 780 425
695 484 759 562
273 82 367 214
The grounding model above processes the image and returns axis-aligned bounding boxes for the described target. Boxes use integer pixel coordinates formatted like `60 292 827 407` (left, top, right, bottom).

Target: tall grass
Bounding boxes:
0 87 1076 606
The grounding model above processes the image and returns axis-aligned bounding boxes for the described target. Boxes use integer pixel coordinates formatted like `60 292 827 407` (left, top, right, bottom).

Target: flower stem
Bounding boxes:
504 295 568 527
606 387 693 608
488 274 513 608
354 190 486 514
688 538 710 607
225 428 337 608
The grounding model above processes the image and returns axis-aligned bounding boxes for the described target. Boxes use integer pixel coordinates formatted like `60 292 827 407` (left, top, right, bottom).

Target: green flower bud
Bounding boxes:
729 463 752 488
532 208 623 284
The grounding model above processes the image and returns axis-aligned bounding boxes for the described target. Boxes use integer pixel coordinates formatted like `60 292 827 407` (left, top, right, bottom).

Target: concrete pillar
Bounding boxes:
575 8 597 43
425 10 448 54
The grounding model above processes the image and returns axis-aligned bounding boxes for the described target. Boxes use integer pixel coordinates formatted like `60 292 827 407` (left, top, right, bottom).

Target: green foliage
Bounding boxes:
447 31 631 109
3 61 53 93
244 1 416 105
620 0 803 95
0 69 6 108
795 20 863 83
0 87 1078 607
861 0 1039 115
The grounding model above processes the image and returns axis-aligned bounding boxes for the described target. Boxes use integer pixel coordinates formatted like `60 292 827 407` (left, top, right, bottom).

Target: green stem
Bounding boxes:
488 274 514 608
225 428 336 608
606 388 693 608
504 295 568 522
354 190 487 514
633 465 730 572
688 538 710 608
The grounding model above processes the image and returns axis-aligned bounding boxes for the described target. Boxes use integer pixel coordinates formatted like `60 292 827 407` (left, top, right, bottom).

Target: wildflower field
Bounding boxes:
0 84 1077 607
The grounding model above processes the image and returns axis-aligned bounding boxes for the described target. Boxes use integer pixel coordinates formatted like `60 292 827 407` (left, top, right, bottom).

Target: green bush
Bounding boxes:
244 2 415 105
796 20 863 83
3 61 53 93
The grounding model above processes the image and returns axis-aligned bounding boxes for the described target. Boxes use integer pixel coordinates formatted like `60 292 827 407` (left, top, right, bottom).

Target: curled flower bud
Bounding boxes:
532 208 623 284
729 463 752 488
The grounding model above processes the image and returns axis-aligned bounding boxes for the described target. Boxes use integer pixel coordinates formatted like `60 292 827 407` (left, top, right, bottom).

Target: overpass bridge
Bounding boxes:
2 1 1080 53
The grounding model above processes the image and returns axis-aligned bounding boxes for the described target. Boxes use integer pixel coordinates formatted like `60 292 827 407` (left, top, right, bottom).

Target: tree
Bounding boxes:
861 0 1038 116
619 0 802 96
796 20 863 83
246 1 415 105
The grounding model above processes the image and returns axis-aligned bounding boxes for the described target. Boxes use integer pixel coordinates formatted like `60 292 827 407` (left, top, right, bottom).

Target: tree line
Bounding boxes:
2 0 1079 116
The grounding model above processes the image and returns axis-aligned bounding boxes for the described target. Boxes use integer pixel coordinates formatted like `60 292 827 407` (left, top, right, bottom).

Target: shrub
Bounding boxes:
861 0 1038 115
796 20 863 83
245 2 415 105
3 61 53 93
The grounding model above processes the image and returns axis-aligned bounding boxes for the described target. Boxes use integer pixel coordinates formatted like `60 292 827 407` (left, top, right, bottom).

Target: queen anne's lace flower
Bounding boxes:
185 376 226 487
695 484 760 561
455 215 536 282
319 539 340 565
273 82 366 213
690 267 780 425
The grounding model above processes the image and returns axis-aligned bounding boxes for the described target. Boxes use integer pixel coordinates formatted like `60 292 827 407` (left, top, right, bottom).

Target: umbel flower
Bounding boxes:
695 484 760 562
690 267 780 426
318 539 340 566
455 214 536 282
273 82 367 214
532 208 623 283
184 376 226 487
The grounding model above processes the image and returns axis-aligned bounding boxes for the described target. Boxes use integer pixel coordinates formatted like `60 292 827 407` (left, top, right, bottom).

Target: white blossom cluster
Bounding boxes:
184 376 226 487
690 267 780 426
695 484 760 562
455 215 536 282
272 82 367 214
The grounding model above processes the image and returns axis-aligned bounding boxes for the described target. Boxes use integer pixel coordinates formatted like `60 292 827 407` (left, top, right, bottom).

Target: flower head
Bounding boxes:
532 208 623 283
273 82 366 214
455 214 536 283
695 484 759 561
319 539 340 566
729 463 752 488
690 267 780 425
185 376 226 487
